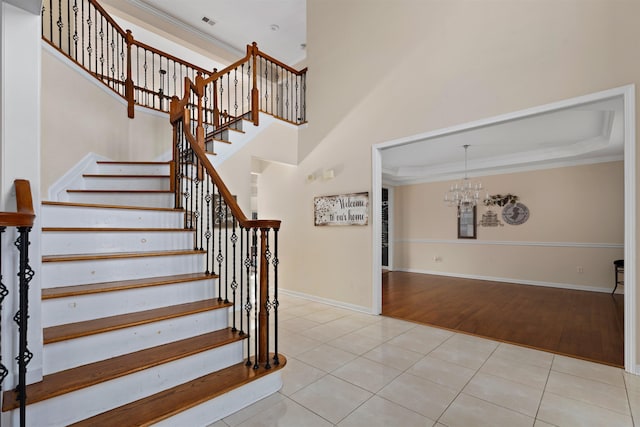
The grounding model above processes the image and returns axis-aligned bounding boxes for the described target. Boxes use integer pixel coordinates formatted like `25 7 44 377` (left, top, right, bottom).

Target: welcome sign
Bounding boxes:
314 192 369 226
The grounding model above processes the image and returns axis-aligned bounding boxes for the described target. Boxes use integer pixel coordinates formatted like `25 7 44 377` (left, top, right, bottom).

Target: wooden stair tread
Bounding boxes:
207 137 233 145
44 299 233 344
1 328 243 411
42 227 191 232
67 189 173 193
42 201 182 212
69 355 286 426
42 249 205 263
82 174 170 178
42 273 217 299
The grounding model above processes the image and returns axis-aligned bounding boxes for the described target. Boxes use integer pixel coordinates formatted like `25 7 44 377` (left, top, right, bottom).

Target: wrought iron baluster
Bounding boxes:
182 133 190 228
272 228 280 365
224 203 229 304
72 0 78 60
234 68 239 118
205 178 212 274
286 71 290 121
216 187 223 299
109 27 115 88
247 63 252 120
239 225 245 335
302 73 306 122
244 227 252 365
66 0 70 55
193 157 200 248
119 33 125 89
231 219 238 331
14 226 34 427
93 6 98 73
226 71 230 123
263 229 271 369
159 67 166 111
0 227 8 386
49 0 53 41
252 227 259 369
86 5 92 71
80 0 84 66
99 14 105 78
143 50 149 107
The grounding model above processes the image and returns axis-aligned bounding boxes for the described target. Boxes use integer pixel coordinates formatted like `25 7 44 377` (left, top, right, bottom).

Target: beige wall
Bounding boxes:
258 0 640 316
393 162 624 290
41 47 172 193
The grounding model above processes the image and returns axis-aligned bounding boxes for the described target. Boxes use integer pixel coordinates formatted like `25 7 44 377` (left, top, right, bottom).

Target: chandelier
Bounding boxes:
444 144 488 214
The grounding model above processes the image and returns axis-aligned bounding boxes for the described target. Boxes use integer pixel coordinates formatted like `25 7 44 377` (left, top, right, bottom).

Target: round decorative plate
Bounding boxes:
502 202 530 225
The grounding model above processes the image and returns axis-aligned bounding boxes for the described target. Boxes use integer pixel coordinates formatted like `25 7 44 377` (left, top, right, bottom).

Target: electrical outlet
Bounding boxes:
576 266 584 273
433 256 442 262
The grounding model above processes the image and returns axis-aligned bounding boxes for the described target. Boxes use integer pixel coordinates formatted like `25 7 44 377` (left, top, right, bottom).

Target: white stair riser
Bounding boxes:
42 205 185 228
42 253 205 287
154 372 282 427
20 342 243 427
42 279 217 327
83 176 170 191
96 163 170 175
43 308 230 374
42 230 194 255
66 192 174 208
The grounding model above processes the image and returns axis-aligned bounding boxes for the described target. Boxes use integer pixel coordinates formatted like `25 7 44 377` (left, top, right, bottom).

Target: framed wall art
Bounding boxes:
314 192 369 226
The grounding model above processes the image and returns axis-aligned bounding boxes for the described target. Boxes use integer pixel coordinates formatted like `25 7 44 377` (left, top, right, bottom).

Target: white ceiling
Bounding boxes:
381 97 624 185
127 0 307 65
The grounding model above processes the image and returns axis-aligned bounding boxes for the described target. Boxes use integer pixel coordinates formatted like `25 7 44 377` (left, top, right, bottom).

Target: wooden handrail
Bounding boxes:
177 113 281 231
201 48 253 88
256 47 307 76
88 0 127 37
0 180 35 227
130 38 213 77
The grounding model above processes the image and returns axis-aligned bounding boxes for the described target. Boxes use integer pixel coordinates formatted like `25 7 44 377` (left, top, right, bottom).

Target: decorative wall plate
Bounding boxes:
502 202 530 225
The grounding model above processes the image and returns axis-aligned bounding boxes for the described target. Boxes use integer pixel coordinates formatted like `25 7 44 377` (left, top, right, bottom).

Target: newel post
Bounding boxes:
211 68 220 128
251 42 259 126
125 30 135 119
195 72 205 151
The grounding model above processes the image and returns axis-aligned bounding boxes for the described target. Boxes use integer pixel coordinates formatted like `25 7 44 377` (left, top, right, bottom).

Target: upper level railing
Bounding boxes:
0 180 36 427
42 0 307 128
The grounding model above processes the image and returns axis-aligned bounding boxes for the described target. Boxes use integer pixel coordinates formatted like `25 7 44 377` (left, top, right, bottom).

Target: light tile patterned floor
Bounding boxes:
211 294 637 427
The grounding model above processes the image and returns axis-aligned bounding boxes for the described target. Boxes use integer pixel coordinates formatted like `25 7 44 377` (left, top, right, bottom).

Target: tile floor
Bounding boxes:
211 294 639 426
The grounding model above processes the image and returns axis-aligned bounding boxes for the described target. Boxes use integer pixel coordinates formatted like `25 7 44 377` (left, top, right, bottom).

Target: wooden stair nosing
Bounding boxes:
207 137 233 145
42 272 218 300
82 174 171 179
43 299 233 344
42 201 183 212
68 355 286 427
66 189 173 194
1 328 244 411
42 227 193 233
42 249 205 263
96 161 170 165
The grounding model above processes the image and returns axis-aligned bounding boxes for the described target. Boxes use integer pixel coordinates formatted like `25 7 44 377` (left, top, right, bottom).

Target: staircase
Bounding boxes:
1 161 284 426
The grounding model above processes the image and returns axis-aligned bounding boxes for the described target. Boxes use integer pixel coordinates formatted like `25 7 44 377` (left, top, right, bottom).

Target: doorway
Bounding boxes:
371 85 637 373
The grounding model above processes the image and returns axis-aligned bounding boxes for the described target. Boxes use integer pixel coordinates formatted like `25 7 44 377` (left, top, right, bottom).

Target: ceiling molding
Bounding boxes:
127 0 245 57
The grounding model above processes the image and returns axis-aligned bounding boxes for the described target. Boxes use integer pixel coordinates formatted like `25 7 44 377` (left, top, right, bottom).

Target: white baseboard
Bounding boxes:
279 288 375 315
394 268 616 294
47 152 111 201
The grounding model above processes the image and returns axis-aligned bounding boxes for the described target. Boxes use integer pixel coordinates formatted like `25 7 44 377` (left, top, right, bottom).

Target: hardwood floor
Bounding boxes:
382 271 624 367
